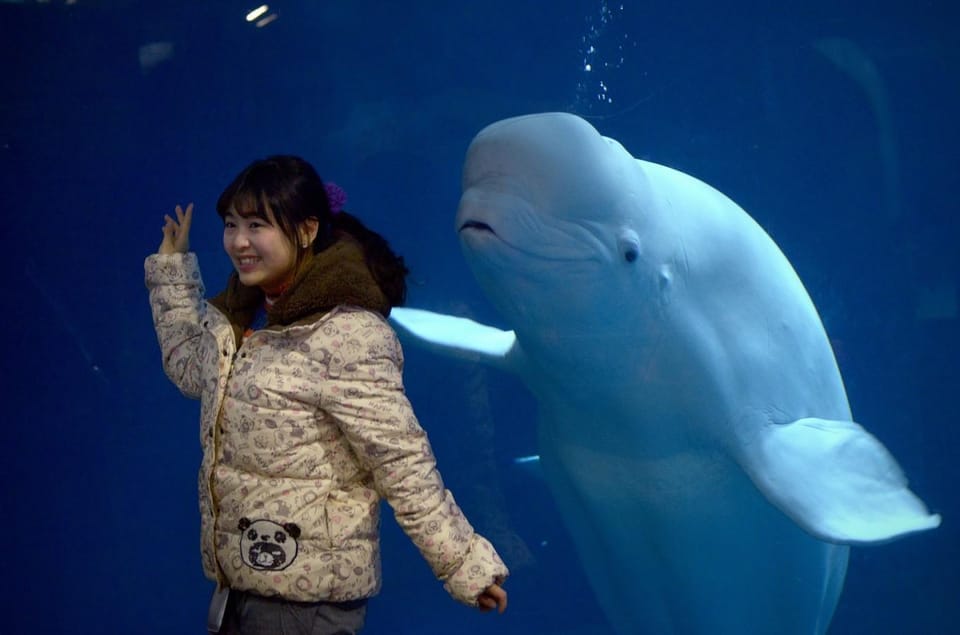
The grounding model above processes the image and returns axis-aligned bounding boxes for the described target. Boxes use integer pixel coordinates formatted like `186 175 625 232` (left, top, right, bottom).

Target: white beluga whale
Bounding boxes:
390 113 940 634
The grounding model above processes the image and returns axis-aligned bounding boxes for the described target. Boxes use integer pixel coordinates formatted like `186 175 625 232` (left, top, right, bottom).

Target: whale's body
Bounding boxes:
391 113 939 634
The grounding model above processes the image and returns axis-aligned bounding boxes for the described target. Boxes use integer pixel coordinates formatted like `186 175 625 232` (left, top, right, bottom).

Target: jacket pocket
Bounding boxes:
322 492 379 550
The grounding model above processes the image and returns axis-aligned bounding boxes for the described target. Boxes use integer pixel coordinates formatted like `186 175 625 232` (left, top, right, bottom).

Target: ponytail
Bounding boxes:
330 211 408 308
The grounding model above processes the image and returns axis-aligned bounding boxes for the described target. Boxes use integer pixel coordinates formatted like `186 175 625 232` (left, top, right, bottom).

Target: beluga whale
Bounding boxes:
390 113 940 634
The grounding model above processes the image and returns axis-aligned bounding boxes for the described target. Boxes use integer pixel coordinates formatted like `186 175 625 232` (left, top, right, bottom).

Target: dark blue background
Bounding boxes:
2 1 956 633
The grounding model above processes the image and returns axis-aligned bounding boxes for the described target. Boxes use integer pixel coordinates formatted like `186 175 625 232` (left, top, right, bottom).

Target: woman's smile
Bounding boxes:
235 255 262 272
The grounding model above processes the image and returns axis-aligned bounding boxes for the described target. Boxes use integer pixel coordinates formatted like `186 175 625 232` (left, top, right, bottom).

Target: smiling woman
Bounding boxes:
145 155 509 634
221 209 314 295
217 158 322 297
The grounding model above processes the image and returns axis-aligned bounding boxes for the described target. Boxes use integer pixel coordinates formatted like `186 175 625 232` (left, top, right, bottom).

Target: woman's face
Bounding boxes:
222 206 300 294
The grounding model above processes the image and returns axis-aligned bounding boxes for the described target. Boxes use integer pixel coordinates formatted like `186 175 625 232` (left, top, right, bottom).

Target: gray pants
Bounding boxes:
213 589 367 635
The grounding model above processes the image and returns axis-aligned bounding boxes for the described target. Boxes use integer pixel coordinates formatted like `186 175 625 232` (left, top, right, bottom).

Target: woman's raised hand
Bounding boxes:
158 203 194 255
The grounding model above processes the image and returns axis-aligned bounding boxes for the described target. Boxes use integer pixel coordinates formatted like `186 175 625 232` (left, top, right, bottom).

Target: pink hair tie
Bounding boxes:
325 182 347 214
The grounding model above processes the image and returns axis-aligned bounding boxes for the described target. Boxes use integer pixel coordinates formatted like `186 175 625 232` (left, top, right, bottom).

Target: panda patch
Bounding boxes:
238 517 301 571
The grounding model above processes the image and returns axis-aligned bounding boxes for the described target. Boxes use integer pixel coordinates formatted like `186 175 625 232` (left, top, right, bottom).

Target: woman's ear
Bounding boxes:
300 218 320 248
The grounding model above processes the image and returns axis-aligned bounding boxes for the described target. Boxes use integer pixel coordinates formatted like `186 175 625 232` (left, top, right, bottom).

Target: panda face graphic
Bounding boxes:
237 517 301 571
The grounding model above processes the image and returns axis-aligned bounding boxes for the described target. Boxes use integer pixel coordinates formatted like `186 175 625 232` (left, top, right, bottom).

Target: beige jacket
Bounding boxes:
145 242 507 605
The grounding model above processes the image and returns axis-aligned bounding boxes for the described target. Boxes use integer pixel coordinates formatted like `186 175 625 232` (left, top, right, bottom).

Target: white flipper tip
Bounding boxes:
748 417 941 545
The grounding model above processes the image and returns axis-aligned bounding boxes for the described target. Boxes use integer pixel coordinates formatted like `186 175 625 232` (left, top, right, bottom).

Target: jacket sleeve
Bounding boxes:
144 252 209 400
319 310 509 606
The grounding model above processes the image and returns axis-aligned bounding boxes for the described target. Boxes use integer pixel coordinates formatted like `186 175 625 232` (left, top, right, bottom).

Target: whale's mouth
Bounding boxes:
459 220 496 235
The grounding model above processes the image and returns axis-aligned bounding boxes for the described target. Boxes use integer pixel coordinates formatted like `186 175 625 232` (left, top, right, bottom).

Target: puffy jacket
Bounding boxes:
145 239 507 605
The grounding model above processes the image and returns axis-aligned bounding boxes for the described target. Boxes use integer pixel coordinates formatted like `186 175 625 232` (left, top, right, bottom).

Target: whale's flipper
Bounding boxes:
390 307 520 372
745 417 941 545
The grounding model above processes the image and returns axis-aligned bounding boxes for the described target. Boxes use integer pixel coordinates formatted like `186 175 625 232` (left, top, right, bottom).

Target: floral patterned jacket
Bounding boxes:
145 240 507 605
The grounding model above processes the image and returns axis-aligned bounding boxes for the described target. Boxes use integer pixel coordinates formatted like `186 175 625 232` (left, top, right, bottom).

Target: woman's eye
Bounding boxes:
223 221 236 229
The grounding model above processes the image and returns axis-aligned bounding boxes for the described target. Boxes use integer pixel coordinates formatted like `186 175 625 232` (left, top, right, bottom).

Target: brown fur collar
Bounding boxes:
209 237 391 341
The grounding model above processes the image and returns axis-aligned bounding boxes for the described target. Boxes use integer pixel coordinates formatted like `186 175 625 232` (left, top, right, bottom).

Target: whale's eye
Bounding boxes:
617 230 641 264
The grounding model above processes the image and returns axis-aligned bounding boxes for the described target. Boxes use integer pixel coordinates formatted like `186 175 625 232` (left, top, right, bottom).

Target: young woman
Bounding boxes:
146 155 508 634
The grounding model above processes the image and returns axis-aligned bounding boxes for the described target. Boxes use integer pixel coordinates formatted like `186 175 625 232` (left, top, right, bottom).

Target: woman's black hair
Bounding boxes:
331 210 408 307
217 155 408 306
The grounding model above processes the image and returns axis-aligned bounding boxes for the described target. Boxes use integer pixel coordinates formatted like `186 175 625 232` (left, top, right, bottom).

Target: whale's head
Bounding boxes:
456 113 663 343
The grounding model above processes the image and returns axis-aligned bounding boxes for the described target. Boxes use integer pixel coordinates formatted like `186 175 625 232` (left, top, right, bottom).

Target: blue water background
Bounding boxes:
2 1 956 633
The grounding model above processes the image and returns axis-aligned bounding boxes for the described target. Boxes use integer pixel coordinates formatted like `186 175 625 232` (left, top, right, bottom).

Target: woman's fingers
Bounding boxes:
158 204 193 254
477 584 507 614
158 218 174 254
177 203 193 250
175 203 193 225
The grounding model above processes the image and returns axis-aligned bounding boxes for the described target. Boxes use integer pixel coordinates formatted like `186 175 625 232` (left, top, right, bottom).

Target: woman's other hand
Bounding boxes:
477 582 507 614
158 203 193 255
